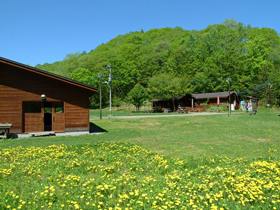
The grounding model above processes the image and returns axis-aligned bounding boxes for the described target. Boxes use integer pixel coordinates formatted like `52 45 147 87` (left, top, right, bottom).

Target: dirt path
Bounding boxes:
92 112 242 120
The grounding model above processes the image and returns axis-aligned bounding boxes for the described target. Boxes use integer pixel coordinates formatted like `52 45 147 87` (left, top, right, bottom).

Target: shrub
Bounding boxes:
207 105 226 112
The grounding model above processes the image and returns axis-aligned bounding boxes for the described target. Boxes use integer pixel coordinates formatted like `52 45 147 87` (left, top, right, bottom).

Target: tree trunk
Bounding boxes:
172 98 175 112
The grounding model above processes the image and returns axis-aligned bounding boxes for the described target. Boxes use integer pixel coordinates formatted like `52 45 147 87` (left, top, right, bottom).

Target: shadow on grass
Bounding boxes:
90 122 108 133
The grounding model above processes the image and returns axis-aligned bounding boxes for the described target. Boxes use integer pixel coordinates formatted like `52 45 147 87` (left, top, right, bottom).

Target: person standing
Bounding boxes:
178 105 182 111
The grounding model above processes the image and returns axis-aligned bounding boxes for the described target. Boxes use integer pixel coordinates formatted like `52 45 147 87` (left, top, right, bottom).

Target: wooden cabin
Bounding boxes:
150 91 240 111
0 57 98 135
186 91 240 110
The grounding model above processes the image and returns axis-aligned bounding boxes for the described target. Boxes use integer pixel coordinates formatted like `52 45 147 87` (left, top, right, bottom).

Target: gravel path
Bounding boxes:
91 112 241 120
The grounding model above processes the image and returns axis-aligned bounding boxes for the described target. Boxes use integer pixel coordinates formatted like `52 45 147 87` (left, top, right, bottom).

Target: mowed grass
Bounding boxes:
89 107 184 119
3 108 280 160
1 108 280 209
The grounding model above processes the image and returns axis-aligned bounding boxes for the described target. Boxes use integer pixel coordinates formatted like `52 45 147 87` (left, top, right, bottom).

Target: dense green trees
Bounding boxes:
35 19 280 106
70 67 109 109
71 67 94 84
148 73 191 111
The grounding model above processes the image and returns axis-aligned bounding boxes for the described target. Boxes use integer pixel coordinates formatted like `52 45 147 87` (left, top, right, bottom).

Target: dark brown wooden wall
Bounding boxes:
0 61 95 133
151 94 240 110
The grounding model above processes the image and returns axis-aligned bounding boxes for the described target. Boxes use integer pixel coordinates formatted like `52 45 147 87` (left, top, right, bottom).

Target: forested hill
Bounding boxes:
35 19 280 106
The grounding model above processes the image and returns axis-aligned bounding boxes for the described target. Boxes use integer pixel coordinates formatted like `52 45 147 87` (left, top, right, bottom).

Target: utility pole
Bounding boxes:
269 81 272 108
106 65 112 119
228 77 231 116
103 65 112 119
99 71 102 119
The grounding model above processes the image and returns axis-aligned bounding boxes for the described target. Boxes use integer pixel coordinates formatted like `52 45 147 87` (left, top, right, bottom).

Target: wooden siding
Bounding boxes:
24 113 44 133
0 61 96 134
52 103 65 132
65 101 89 131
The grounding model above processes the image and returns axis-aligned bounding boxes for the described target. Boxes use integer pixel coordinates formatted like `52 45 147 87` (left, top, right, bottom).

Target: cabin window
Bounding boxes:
44 102 52 113
44 107 52 113
55 103 64 113
25 103 41 113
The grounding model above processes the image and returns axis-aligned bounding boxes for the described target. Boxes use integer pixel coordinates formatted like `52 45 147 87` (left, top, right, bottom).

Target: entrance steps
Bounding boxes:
30 131 55 137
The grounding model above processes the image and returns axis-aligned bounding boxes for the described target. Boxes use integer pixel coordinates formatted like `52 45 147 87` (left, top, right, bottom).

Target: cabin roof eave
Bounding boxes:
0 56 98 93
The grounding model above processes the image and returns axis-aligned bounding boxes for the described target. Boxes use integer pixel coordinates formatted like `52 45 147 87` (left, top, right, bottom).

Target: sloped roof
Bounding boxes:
150 91 238 102
0 57 98 92
246 96 258 101
149 98 173 102
191 91 238 99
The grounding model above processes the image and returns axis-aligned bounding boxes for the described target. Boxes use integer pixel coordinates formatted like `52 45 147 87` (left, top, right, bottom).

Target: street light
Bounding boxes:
103 65 112 119
99 72 103 119
227 77 231 116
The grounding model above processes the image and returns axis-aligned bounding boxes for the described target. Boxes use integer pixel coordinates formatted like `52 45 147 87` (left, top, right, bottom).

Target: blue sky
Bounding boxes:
1 0 279 67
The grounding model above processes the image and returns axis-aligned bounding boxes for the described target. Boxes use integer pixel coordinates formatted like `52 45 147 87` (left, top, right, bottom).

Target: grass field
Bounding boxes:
89 107 183 119
1 108 280 209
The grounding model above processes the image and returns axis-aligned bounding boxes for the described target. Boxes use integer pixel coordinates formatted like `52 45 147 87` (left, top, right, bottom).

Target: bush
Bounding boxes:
206 105 226 112
153 108 164 113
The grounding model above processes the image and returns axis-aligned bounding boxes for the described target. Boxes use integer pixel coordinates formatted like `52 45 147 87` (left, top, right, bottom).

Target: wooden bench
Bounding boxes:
0 123 13 138
164 108 172 113
30 132 55 137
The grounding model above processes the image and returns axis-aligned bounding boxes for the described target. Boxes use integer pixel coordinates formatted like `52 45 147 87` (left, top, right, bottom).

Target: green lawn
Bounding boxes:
3 108 280 160
89 107 185 119
1 108 280 209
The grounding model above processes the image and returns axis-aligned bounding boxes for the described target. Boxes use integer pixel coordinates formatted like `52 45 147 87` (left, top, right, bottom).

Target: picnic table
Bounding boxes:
0 123 13 138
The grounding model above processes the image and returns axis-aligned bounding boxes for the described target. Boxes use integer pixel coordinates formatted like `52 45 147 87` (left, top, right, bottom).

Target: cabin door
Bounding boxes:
52 102 65 132
44 102 52 131
23 102 65 133
44 102 65 132
23 102 44 133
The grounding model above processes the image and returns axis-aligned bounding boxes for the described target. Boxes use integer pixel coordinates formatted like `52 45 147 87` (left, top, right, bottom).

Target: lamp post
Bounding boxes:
227 77 231 116
99 72 102 119
268 82 272 108
104 65 112 119
108 65 112 119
